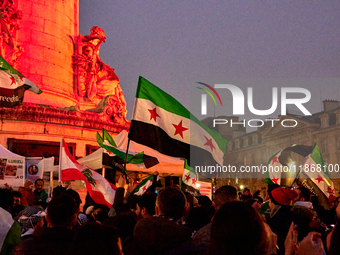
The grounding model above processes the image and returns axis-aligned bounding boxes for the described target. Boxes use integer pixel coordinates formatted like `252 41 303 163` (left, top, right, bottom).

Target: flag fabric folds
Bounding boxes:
264 144 334 209
0 56 42 107
301 144 334 197
97 129 159 169
265 145 313 187
265 150 283 185
129 76 228 168
0 207 21 254
182 160 198 189
132 174 160 196
59 138 116 208
109 130 185 174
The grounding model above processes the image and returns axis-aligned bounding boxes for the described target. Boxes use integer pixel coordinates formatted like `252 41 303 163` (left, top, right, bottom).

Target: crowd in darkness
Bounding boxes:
1 176 340 255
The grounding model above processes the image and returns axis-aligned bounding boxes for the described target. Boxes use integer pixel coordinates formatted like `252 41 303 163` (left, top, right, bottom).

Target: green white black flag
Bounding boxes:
0 56 42 107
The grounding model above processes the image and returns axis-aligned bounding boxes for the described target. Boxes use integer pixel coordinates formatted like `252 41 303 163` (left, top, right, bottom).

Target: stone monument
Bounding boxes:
0 0 130 159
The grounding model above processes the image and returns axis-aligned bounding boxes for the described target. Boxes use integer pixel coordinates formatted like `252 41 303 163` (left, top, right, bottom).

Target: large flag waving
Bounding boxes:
129 77 228 170
59 138 116 208
0 56 42 107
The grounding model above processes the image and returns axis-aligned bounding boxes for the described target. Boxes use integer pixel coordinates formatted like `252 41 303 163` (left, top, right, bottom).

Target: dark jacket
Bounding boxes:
134 216 202 255
192 222 211 248
33 190 48 208
268 205 297 255
113 187 130 215
13 227 74 255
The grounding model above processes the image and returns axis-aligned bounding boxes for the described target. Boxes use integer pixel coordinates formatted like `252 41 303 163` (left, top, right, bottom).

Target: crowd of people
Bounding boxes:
1 176 340 255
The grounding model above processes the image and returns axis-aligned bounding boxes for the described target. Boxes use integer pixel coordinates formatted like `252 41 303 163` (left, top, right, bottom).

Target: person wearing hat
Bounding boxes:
268 187 298 255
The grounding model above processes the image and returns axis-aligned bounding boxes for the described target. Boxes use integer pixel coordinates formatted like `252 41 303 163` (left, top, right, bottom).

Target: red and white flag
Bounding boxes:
59 138 116 208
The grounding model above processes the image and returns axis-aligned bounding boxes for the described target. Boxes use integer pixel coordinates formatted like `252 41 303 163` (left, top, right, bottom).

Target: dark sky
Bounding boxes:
79 1 340 123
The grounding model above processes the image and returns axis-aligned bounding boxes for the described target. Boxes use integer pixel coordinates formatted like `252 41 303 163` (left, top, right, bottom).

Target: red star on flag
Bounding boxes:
271 156 279 165
315 175 324 184
143 185 147 191
10 76 16 85
327 186 335 194
271 177 279 184
172 120 188 138
18 75 24 82
204 136 215 151
185 174 190 182
148 108 160 122
192 178 197 186
105 149 114 156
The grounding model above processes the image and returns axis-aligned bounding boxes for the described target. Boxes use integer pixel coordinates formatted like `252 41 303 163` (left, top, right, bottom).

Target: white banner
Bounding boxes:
26 157 44 182
0 157 25 189
25 157 54 182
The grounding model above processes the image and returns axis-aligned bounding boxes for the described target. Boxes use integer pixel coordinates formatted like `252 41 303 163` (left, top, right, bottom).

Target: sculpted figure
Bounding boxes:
73 26 127 119
0 0 23 66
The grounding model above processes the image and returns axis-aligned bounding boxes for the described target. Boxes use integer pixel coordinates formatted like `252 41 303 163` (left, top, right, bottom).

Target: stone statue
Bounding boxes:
73 26 128 122
0 0 23 67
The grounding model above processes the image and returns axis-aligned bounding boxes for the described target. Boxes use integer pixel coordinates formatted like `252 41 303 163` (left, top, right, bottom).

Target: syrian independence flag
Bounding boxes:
182 160 198 189
133 174 160 196
0 56 42 107
97 129 159 169
59 138 116 208
265 145 311 186
129 77 228 169
301 144 334 197
265 150 283 185
0 207 20 253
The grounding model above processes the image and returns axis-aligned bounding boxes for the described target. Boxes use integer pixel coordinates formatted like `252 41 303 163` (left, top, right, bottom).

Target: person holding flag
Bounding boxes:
132 171 160 196
59 138 116 208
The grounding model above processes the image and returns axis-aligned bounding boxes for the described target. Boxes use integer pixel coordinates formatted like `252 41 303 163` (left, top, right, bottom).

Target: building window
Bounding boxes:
251 155 256 165
244 137 248 147
338 137 340 150
322 140 327 153
252 135 258 145
227 142 233 151
86 145 100 156
324 158 328 166
321 117 329 128
235 140 240 149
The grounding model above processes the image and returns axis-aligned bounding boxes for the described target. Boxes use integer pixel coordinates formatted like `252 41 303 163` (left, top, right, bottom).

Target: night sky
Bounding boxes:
79 1 340 125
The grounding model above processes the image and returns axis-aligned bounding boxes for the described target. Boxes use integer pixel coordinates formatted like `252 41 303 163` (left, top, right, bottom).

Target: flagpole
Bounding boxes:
124 78 141 180
50 170 53 194
123 137 131 180
59 138 63 183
